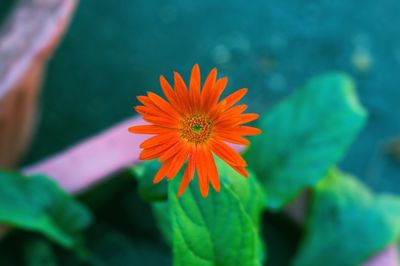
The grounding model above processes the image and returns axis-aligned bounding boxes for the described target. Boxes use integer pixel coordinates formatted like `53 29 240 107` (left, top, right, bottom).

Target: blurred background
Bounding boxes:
1 0 400 265
18 0 400 193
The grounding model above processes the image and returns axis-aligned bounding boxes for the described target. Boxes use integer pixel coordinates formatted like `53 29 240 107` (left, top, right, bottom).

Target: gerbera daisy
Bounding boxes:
129 65 261 197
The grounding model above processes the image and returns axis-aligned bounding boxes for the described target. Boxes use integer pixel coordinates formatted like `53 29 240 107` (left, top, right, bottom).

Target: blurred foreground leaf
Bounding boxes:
0 171 92 248
246 73 367 210
151 202 172 245
169 159 265 266
293 169 400 266
130 161 168 202
22 237 58 266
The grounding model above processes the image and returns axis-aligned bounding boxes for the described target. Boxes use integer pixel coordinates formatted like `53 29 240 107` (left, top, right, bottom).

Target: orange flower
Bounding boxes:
129 65 261 197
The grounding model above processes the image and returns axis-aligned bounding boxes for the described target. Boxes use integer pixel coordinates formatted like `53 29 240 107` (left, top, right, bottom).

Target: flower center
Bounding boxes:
180 114 212 144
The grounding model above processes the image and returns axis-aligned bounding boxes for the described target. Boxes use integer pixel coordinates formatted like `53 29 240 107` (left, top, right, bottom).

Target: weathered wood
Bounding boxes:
0 0 77 167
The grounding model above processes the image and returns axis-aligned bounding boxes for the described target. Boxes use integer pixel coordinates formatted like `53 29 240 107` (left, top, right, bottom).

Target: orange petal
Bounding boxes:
135 105 174 118
140 133 179 149
167 147 189 180
204 150 220 192
213 112 257 129
135 102 169 118
137 95 152 106
231 165 249 177
147 92 180 118
201 68 217 107
225 104 248 115
196 147 210 197
205 77 228 110
210 140 247 166
129 125 169 134
236 126 262 136
214 104 248 126
221 88 247 110
142 115 179 128
135 105 157 116
215 133 250 146
208 99 227 120
189 64 201 110
178 149 196 197
158 141 185 162
139 138 177 160
240 113 259 124
174 72 190 112
214 118 243 129
153 160 172 183
160 75 179 106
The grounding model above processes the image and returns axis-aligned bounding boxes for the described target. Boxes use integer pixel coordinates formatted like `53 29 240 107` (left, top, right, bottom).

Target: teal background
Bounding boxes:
23 0 400 196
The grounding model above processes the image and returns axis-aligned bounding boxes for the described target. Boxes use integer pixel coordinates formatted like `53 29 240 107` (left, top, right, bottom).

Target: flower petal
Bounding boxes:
189 64 201 110
147 92 180 119
178 149 196 197
201 68 217 107
235 126 262 136
240 113 259 124
142 115 179 128
139 138 178 160
128 125 169 134
214 104 248 126
158 141 185 162
174 72 190 112
160 75 179 106
205 77 228 110
196 147 210 197
214 133 250 146
153 160 172 183
140 133 179 149
204 150 220 192
210 140 247 166
167 147 189 180
137 95 152 106
231 165 249 178
220 88 247 110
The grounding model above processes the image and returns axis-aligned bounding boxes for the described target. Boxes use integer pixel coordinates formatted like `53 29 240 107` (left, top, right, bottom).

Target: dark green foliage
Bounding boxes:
246 73 367 210
294 169 400 266
131 161 168 202
0 171 92 248
22 237 58 266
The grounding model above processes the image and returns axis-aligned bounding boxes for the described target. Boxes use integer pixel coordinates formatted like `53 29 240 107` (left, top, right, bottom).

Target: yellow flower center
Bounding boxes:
180 114 213 144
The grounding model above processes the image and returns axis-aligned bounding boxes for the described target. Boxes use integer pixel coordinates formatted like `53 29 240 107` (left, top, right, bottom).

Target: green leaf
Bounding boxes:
130 161 168 202
22 237 58 266
293 169 400 266
169 160 265 266
217 159 264 227
0 171 92 248
216 158 266 263
245 73 367 210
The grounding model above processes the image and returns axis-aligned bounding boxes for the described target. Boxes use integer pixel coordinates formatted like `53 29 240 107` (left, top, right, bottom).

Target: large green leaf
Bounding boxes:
216 159 264 228
0 171 92 248
245 73 367 210
293 169 400 266
169 160 264 266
